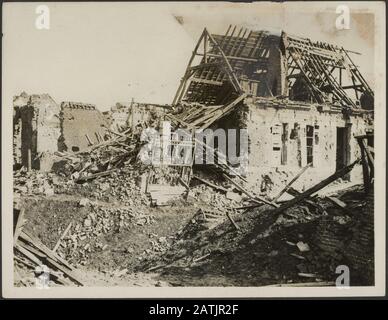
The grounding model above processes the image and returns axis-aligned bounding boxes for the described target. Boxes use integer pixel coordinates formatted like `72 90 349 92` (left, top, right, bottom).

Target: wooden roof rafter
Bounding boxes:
173 27 247 107
282 31 373 108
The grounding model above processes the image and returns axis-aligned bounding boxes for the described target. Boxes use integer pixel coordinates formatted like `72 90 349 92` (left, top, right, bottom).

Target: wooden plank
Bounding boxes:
222 173 279 208
18 233 84 286
272 163 312 202
75 169 117 183
172 30 206 105
206 30 243 93
14 208 26 245
360 139 374 167
53 222 72 253
286 187 327 215
20 231 74 271
15 244 43 266
357 139 370 193
188 62 221 72
199 93 247 130
270 160 358 215
192 175 229 193
190 78 224 86
226 211 240 230
266 281 335 287
85 134 93 146
326 196 347 208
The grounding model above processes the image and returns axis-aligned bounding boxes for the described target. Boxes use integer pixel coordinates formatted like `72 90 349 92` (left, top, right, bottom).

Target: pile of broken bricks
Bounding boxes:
54 199 156 266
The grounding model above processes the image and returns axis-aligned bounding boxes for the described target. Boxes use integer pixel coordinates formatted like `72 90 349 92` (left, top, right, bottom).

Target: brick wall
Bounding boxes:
60 102 108 152
218 98 372 196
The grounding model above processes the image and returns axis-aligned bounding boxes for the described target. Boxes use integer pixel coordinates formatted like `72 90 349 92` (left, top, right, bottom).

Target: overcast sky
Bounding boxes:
3 2 377 111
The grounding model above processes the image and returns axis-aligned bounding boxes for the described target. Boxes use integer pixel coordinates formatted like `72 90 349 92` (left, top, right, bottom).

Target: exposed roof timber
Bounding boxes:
173 26 373 109
172 27 244 106
190 78 224 86
282 31 373 108
196 53 259 62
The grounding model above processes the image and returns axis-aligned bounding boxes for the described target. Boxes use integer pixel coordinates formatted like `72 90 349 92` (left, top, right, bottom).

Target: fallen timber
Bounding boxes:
268 159 359 216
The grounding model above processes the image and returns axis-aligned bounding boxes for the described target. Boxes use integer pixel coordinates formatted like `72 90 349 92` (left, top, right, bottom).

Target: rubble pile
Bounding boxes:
53 128 143 182
139 184 374 286
56 167 151 206
14 169 59 197
53 201 156 266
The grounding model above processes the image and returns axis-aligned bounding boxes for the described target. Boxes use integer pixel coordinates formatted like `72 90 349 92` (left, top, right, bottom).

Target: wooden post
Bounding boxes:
27 148 32 171
273 162 312 202
357 138 371 193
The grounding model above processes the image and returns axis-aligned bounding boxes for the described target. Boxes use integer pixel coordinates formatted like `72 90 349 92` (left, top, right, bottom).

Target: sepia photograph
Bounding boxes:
1 1 386 298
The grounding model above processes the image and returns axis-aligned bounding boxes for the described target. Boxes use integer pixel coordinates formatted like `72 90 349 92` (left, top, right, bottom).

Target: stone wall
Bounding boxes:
59 102 108 152
16 94 61 171
219 98 373 196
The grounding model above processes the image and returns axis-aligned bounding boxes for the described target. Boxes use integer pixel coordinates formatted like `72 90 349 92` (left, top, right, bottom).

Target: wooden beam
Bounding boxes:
190 78 224 86
269 160 359 215
192 175 228 193
222 173 279 208
14 208 26 245
188 62 221 72
226 210 240 230
53 222 72 253
172 29 206 105
196 53 259 62
206 30 243 93
272 163 312 202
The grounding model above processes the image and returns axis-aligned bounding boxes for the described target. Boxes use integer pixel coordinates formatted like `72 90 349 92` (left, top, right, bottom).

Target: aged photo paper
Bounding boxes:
2 1 386 298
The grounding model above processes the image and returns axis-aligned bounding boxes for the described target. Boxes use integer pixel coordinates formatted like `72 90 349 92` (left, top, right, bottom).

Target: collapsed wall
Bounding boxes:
59 102 108 152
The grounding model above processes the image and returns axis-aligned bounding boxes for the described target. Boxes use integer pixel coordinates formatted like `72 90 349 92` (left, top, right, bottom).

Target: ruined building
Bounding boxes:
14 95 108 170
103 101 171 132
170 26 374 192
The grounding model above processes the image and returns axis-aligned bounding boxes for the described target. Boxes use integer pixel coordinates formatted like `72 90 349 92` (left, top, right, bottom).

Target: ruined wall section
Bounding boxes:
241 100 372 196
13 93 29 166
60 102 108 152
17 94 61 170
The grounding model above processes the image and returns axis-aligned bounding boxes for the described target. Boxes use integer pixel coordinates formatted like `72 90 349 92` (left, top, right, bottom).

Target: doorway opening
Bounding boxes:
336 126 351 180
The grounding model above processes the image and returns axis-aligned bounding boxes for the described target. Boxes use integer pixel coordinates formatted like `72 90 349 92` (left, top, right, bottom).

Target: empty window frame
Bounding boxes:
281 123 289 165
306 125 314 165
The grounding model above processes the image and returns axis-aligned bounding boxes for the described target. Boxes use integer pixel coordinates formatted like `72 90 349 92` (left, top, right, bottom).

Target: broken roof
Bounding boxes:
173 25 374 110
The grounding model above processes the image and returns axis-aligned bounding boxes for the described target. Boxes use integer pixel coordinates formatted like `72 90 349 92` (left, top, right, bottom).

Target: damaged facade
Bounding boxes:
171 26 374 194
59 101 108 152
13 95 108 170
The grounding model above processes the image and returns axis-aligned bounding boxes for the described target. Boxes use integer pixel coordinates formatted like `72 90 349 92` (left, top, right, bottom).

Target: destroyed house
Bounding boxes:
13 95 109 171
170 26 374 194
